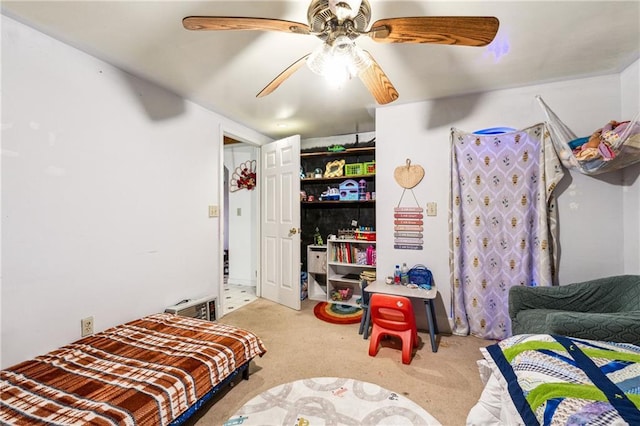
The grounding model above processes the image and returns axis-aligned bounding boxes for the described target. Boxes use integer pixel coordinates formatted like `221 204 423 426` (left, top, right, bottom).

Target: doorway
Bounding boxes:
222 136 259 315
218 131 302 315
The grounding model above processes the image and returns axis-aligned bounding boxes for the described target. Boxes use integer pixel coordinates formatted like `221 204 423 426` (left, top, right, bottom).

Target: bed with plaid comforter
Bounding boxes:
0 313 267 425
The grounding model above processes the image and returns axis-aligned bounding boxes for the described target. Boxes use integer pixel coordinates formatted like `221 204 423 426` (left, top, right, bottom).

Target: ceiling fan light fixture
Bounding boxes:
332 35 354 55
307 43 351 86
306 43 332 75
350 44 372 73
307 36 371 86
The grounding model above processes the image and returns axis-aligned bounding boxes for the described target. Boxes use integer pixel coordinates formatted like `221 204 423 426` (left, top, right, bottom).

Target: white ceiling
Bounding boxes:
2 1 639 139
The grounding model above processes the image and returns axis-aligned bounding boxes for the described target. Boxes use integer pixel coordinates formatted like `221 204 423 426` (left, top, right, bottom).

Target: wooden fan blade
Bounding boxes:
358 51 399 105
257 54 311 98
369 16 499 46
183 16 310 35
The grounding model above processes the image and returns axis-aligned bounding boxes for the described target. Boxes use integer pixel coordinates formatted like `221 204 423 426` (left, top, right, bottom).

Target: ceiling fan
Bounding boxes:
183 0 499 105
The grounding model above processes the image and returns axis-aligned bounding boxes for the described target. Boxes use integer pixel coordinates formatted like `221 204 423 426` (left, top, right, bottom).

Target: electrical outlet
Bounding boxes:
81 316 94 337
208 205 219 217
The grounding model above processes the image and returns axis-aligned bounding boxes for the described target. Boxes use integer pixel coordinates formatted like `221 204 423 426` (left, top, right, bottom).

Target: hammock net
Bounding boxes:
537 95 640 175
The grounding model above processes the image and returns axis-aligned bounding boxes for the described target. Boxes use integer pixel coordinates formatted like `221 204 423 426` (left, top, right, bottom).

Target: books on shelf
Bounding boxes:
330 241 376 266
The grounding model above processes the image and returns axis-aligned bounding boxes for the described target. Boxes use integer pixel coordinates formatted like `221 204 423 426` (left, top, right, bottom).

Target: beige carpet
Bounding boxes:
187 297 492 426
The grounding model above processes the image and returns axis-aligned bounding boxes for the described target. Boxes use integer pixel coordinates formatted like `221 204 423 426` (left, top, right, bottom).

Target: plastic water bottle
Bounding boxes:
394 265 401 284
400 263 409 285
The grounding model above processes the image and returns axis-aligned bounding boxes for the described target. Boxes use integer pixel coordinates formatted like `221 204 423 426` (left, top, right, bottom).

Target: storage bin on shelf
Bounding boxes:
344 163 364 176
364 161 376 175
330 286 354 302
355 230 376 241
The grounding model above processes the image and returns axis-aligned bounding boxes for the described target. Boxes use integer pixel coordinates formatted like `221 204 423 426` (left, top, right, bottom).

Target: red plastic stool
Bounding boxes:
368 293 419 364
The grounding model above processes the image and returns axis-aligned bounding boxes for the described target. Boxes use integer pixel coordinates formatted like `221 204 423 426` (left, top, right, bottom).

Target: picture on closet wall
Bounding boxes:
230 160 257 192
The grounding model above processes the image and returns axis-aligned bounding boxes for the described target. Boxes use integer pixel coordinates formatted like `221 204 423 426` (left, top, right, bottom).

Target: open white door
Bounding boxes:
260 135 301 310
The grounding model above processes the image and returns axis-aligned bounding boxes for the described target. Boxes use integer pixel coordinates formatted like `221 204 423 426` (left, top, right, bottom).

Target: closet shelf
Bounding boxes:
302 200 375 205
537 96 640 175
302 174 374 183
301 147 375 159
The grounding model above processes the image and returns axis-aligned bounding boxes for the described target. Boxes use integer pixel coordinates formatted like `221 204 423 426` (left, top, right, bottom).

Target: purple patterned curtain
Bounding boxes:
449 124 564 340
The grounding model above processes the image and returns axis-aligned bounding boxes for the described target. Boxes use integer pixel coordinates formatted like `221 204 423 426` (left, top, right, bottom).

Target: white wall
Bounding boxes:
223 144 258 286
620 60 640 274
0 16 270 368
376 65 640 330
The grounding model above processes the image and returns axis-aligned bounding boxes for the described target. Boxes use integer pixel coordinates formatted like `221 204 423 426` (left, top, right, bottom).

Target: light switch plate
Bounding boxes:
208 205 219 217
426 202 437 216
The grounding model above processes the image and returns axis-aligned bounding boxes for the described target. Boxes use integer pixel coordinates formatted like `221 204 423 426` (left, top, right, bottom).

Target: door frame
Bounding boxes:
217 127 263 318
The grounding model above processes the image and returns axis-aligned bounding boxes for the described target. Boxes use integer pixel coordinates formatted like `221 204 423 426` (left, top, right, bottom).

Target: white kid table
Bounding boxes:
365 280 439 352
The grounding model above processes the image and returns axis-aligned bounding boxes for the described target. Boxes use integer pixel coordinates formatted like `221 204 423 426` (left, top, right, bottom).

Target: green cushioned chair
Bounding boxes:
509 275 640 344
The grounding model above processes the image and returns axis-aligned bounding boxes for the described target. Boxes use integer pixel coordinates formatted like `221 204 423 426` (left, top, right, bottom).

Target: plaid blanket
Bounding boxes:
0 313 266 425
483 334 640 425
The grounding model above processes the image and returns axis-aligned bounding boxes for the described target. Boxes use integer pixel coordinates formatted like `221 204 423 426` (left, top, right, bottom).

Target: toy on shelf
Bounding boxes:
324 159 345 177
338 228 356 239
313 227 324 245
358 179 367 200
320 187 340 201
339 179 359 200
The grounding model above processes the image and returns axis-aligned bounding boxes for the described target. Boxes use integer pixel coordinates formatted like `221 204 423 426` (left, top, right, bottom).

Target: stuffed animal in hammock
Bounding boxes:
573 120 639 162
601 120 640 147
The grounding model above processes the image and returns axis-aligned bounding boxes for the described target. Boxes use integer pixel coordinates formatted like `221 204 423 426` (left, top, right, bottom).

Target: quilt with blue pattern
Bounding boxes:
482 334 640 425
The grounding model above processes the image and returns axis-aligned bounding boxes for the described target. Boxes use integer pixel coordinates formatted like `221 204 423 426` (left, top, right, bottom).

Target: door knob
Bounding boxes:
289 228 299 234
